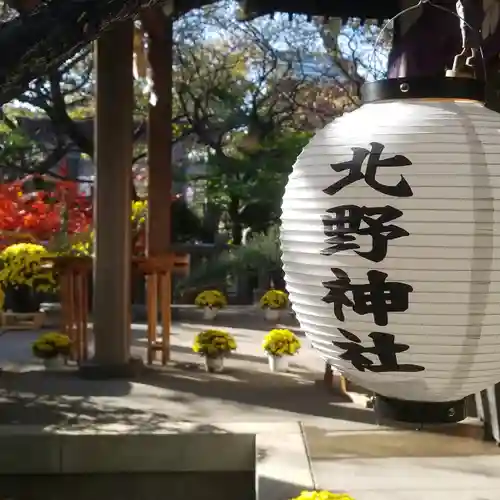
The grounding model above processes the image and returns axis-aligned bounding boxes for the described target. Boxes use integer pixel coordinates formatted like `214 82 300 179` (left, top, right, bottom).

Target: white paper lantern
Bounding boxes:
281 78 500 420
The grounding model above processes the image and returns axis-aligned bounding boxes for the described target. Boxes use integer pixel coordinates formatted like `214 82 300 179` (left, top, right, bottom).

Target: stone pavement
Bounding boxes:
0 306 498 500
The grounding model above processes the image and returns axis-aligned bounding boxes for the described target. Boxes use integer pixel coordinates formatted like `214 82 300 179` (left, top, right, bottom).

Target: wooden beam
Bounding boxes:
237 0 399 21
142 9 174 364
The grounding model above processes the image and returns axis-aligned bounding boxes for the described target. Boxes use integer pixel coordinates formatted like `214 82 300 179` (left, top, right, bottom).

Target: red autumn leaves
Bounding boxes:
0 176 92 243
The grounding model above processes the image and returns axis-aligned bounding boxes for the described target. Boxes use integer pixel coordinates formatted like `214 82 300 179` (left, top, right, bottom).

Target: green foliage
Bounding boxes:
205 130 312 209
176 225 282 294
0 111 55 180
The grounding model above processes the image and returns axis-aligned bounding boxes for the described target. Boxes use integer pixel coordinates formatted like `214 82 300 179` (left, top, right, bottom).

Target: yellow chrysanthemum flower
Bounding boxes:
195 290 227 308
260 289 288 310
131 200 148 225
291 491 356 500
32 332 71 359
263 328 301 357
192 329 237 357
0 243 56 294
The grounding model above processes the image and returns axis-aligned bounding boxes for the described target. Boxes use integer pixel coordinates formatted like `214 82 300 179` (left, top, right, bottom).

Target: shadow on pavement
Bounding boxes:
0 363 372 426
137 365 376 424
0 367 487 439
0 370 142 427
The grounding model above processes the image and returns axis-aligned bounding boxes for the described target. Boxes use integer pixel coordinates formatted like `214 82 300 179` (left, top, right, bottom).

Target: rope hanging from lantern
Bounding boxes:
370 0 486 81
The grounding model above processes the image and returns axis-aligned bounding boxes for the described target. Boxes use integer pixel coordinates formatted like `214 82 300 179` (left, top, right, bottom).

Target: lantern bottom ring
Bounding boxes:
373 395 467 425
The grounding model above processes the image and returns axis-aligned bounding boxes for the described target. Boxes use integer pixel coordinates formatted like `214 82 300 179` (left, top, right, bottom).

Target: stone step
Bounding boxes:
0 422 313 500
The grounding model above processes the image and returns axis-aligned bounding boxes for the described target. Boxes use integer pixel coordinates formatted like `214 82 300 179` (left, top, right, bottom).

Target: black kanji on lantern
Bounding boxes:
322 269 413 326
320 268 352 322
333 328 425 373
324 142 413 197
321 204 408 262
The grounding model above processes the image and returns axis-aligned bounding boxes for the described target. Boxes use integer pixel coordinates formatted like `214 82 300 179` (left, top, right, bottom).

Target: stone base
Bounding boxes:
78 356 144 380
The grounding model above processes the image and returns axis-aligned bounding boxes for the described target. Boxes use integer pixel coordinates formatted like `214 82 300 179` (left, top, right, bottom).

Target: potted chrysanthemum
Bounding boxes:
194 290 227 320
32 332 71 369
259 289 288 322
192 329 237 372
263 328 301 372
0 243 56 313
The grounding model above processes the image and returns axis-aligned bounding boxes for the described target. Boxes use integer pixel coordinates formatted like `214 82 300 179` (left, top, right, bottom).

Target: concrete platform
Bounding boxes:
0 308 497 499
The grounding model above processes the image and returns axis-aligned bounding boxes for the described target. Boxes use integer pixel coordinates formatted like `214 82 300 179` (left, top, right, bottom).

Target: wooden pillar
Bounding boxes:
142 9 173 363
83 20 136 375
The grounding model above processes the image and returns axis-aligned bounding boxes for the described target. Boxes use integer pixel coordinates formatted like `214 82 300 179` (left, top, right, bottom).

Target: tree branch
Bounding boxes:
0 0 165 106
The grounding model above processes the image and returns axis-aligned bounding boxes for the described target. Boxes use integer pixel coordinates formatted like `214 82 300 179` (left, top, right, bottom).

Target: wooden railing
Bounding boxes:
45 253 189 365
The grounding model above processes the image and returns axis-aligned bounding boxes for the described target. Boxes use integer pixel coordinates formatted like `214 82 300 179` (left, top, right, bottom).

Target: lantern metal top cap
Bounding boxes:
361 77 486 104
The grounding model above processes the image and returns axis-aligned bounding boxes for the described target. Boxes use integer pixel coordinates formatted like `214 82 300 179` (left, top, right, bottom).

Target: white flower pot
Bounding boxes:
43 356 64 370
264 308 280 322
204 355 224 373
268 354 289 372
202 306 219 321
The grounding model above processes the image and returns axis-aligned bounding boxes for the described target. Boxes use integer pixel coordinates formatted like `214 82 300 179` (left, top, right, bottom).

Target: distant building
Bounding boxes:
15 116 198 198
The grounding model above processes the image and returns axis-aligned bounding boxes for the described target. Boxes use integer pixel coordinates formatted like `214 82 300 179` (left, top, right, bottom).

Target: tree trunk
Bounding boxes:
228 196 243 246
202 203 221 244
0 0 164 106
